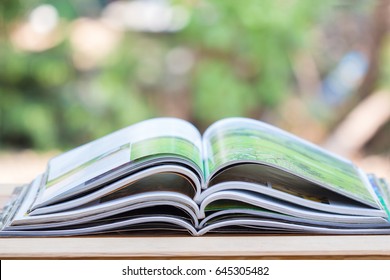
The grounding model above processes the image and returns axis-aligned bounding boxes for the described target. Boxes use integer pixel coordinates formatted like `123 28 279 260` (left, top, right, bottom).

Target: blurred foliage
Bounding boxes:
0 0 381 150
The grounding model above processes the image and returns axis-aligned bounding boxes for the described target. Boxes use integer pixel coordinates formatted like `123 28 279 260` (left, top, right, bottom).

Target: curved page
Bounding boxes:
203 118 380 208
35 118 203 207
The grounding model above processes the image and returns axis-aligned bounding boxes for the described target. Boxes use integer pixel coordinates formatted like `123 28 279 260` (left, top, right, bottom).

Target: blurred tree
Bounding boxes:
328 0 390 129
182 0 334 128
0 0 385 152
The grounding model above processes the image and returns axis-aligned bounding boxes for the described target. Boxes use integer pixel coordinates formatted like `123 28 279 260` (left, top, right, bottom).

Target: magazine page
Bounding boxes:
198 190 387 221
31 165 201 215
202 117 381 209
6 190 200 230
368 175 390 218
196 164 387 216
34 118 203 208
7 199 199 231
199 208 389 230
197 181 387 218
0 216 198 237
198 218 390 235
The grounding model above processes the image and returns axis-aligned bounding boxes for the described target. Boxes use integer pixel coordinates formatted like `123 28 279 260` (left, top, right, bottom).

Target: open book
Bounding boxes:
1 117 390 236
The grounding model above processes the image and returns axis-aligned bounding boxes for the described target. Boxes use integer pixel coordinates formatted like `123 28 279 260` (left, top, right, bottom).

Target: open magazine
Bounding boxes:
1 117 390 236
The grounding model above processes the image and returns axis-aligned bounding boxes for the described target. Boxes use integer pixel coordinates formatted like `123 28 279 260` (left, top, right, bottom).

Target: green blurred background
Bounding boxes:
0 0 389 182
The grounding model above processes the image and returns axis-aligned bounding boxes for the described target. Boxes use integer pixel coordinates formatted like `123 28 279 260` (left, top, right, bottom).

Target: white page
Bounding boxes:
48 118 202 182
39 118 202 206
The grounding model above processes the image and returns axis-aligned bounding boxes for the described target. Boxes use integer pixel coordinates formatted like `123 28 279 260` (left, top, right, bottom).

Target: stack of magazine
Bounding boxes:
1 117 389 236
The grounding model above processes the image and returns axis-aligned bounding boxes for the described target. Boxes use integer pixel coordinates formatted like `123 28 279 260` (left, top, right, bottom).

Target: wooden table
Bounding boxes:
1 184 390 259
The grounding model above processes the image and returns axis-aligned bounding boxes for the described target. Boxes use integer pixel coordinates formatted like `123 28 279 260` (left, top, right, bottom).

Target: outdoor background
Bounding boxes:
0 0 389 184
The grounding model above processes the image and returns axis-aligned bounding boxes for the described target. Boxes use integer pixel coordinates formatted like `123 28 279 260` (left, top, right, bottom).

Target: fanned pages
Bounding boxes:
1 117 389 236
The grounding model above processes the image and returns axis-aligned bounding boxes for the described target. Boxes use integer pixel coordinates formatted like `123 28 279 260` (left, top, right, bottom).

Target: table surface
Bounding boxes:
1 184 390 259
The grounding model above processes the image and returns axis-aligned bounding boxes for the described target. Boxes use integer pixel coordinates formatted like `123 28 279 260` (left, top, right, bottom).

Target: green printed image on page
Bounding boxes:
130 136 203 171
206 123 377 207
